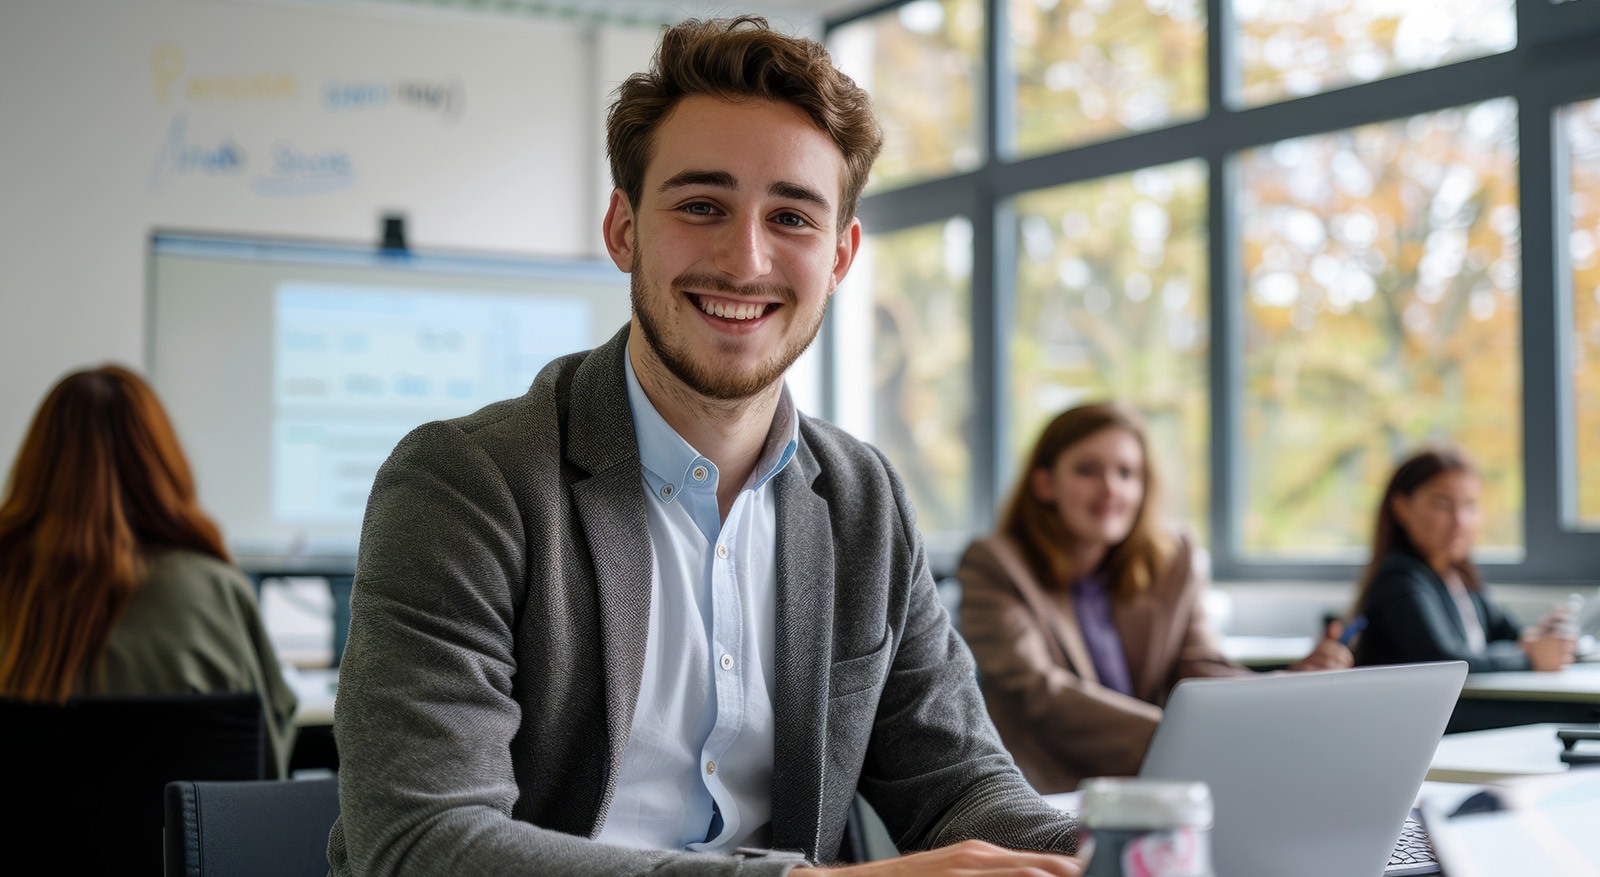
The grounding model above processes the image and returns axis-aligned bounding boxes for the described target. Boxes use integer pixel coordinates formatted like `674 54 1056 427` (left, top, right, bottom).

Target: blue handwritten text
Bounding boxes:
323 81 388 111
148 113 247 190
250 140 355 197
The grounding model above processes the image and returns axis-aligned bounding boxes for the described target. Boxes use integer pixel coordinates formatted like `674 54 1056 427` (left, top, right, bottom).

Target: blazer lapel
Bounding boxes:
1119 543 1192 702
769 439 833 861
1114 590 1161 701
565 328 654 812
986 537 1098 684
1421 567 1471 643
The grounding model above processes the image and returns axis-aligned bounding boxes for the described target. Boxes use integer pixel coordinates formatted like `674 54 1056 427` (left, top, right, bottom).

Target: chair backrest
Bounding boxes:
0 693 265 876
164 778 340 877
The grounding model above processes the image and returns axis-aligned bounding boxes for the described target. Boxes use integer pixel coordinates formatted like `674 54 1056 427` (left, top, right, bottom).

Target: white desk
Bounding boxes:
1426 722 1596 784
1460 661 1600 703
1220 635 1313 668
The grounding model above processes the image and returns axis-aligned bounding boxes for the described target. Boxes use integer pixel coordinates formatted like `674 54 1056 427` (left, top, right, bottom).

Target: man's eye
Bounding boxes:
682 202 715 216
773 212 809 228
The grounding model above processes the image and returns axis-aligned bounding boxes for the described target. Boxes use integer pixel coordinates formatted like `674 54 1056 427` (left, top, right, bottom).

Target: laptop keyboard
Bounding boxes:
1385 815 1440 877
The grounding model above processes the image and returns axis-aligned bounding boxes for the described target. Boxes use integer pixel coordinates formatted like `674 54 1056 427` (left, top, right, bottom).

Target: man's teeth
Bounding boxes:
699 298 767 321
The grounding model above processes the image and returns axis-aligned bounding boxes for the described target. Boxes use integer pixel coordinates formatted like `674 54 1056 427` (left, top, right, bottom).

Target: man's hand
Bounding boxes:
789 839 1083 876
1288 620 1354 672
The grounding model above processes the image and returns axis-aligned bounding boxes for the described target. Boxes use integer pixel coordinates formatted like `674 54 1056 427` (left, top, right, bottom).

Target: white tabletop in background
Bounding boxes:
1460 661 1600 702
1426 722 1596 784
1220 635 1314 667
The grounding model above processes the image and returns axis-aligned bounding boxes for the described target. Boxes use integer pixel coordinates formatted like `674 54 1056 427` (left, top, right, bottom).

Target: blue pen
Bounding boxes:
1339 615 1368 646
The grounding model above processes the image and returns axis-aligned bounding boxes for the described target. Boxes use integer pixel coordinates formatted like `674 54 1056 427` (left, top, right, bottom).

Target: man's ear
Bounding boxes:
828 216 862 297
602 189 635 273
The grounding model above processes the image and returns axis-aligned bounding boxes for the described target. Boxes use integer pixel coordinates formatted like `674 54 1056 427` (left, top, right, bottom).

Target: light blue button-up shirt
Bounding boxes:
594 345 798 853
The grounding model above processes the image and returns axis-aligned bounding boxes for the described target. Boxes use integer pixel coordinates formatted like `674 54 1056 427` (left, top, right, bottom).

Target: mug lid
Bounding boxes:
1077 777 1214 830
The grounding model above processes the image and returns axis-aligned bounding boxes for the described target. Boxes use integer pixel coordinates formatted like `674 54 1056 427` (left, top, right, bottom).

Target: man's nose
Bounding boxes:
713 213 772 282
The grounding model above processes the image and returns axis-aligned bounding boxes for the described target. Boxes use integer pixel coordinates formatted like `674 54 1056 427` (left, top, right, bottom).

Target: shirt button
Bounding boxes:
706 760 716 775
716 544 728 559
661 484 674 499
692 465 708 482
720 653 734 671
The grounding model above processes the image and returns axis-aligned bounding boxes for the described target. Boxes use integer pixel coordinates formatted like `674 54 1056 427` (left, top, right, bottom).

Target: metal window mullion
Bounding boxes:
1206 0 1239 573
991 194 1019 529
1518 0 1600 49
857 173 981 235
1207 151 1243 575
972 0 1009 530
1520 80 1562 577
971 183 1000 532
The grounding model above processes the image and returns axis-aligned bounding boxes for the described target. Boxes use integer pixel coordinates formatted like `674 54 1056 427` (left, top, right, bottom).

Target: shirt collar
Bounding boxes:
623 341 799 502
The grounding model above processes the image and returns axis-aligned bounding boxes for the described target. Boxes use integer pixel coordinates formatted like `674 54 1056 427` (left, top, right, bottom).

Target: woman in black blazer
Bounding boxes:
1352 447 1575 672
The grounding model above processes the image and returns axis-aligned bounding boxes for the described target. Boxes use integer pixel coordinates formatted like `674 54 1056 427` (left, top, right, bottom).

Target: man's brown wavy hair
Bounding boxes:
605 15 883 234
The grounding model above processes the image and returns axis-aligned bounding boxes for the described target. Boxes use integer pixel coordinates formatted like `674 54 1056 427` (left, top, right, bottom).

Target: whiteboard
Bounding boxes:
0 0 637 469
148 232 631 570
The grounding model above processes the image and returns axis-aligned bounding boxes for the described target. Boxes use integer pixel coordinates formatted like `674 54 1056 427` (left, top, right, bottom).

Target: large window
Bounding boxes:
1239 100 1523 557
1009 161 1210 535
1235 0 1515 107
835 218 977 542
829 0 1600 581
1010 0 1207 156
831 0 986 193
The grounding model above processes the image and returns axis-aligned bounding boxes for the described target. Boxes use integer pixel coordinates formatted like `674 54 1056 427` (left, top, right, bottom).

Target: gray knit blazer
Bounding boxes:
327 326 1077 876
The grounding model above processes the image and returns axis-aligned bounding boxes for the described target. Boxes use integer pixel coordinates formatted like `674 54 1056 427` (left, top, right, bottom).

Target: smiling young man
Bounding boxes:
327 17 1080 877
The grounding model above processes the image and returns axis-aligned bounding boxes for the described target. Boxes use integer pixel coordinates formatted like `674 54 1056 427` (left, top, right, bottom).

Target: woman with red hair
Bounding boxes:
0 365 296 775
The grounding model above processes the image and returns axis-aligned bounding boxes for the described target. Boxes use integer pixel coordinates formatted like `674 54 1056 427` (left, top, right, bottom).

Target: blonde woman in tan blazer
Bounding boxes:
958 402 1351 794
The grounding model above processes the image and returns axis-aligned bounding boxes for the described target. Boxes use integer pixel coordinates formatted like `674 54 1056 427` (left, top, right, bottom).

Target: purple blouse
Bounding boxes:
1072 576 1135 697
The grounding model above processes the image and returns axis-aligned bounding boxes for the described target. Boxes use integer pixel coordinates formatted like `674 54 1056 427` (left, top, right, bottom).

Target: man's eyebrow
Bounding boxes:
658 169 737 193
657 171 832 212
769 181 831 211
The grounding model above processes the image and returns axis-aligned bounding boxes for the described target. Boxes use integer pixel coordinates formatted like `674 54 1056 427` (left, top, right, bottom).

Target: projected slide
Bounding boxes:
272 283 589 522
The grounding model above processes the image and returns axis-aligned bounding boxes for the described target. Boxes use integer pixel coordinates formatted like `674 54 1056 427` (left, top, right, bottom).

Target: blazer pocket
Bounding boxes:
828 629 893 701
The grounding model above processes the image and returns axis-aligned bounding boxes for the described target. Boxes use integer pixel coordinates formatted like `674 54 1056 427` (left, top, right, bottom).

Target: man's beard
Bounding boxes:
630 251 827 401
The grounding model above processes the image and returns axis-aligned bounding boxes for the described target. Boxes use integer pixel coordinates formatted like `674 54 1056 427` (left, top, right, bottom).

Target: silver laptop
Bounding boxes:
1139 662 1468 877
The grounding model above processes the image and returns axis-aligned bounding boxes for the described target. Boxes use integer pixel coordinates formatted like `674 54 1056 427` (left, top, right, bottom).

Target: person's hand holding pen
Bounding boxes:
1288 617 1359 672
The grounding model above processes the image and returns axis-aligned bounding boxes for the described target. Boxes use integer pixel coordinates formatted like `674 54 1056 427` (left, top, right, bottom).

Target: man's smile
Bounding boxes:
687 292 781 323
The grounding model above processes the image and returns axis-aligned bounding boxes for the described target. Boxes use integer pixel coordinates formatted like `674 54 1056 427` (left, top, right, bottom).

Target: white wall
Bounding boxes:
0 0 696 467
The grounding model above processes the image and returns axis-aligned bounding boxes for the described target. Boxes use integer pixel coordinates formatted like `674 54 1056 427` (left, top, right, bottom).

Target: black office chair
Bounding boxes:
164 778 339 877
0 693 265 876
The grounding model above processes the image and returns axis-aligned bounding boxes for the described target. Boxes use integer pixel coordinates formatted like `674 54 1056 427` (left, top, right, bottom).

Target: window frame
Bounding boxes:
826 0 1600 583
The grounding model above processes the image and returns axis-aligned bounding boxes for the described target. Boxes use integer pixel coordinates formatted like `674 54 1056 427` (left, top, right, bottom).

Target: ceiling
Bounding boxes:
272 0 890 30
